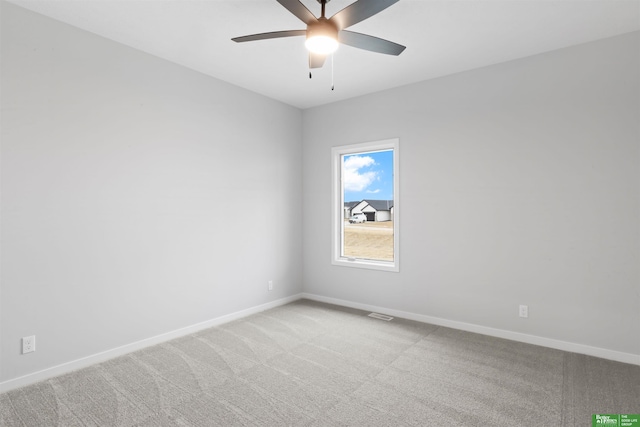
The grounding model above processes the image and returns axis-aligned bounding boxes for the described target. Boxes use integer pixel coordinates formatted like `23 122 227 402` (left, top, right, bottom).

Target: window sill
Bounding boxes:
332 257 399 273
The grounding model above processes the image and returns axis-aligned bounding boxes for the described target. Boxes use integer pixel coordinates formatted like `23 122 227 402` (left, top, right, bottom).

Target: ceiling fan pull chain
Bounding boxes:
331 53 334 91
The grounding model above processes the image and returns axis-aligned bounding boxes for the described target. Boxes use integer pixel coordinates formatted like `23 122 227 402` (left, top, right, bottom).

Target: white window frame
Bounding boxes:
331 138 399 272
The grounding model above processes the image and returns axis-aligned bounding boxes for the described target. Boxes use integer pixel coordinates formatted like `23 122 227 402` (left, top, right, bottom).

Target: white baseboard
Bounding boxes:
0 294 303 394
301 293 640 366
3 291 637 394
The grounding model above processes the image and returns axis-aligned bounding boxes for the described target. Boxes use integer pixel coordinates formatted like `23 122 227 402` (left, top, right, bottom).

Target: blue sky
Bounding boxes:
343 149 393 202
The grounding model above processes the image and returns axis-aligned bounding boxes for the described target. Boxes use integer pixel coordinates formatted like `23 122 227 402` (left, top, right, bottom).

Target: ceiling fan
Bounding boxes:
232 0 406 69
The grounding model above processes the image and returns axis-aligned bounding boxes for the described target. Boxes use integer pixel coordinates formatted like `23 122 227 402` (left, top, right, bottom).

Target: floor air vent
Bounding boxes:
368 312 394 321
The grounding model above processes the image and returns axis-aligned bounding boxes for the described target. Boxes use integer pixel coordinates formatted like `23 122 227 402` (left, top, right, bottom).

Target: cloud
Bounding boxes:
344 155 377 192
366 189 381 194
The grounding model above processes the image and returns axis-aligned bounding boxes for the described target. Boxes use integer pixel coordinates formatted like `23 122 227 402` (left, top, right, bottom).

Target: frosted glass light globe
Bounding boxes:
305 35 339 55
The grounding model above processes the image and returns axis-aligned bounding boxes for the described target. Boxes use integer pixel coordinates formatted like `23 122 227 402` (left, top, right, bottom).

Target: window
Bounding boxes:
332 139 399 272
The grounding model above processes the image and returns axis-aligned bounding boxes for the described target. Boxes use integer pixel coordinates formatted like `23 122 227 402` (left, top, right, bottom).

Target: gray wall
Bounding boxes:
302 32 639 356
1 2 303 383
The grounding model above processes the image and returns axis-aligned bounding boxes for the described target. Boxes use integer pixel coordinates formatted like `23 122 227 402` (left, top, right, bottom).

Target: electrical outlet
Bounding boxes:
519 305 528 318
22 336 35 354
268 280 273 291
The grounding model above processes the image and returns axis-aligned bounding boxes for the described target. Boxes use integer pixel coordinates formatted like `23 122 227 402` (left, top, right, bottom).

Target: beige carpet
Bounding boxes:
1 299 638 426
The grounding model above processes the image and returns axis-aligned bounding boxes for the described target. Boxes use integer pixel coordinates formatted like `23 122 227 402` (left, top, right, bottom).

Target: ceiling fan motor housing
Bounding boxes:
306 17 339 42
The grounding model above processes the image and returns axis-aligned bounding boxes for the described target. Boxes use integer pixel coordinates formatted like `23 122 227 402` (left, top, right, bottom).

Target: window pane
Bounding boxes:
342 149 394 261
332 138 398 272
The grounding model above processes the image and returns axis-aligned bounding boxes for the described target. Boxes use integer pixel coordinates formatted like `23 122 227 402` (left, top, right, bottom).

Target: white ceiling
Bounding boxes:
7 0 640 109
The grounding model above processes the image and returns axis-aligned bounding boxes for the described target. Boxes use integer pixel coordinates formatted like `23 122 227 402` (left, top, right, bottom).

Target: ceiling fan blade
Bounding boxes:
309 52 327 69
232 30 306 43
330 0 399 30
338 30 405 55
276 0 318 25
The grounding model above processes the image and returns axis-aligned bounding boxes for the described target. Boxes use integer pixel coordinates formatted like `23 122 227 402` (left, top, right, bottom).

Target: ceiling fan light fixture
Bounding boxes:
305 35 339 54
305 19 339 54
